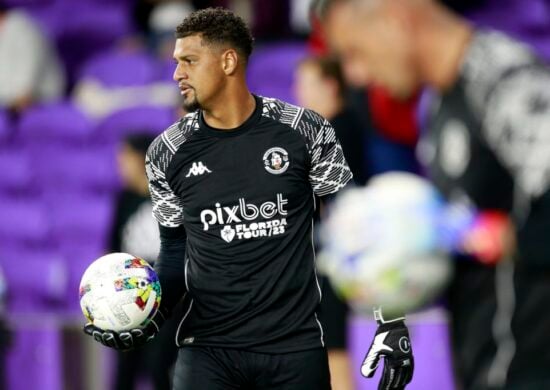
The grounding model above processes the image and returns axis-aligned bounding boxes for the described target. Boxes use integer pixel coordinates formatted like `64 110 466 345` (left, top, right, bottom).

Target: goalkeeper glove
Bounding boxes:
362 310 414 389
83 307 166 351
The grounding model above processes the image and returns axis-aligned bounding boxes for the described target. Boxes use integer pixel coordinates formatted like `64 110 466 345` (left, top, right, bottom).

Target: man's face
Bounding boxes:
325 1 420 98
173 35 226 111
117 144 145 189
294 63 335 114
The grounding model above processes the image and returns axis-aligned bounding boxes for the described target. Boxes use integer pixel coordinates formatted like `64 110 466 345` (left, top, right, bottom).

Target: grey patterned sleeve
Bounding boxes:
145 134 184 228
461 31 550 199
482 65 550 199
308 114 353 197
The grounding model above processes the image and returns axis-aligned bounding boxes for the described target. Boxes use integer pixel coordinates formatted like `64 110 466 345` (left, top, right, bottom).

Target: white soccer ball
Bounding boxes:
79 252 161 332
319 172 452 317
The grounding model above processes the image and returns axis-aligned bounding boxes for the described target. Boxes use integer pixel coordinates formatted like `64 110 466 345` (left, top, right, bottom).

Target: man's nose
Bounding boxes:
173 64 188 82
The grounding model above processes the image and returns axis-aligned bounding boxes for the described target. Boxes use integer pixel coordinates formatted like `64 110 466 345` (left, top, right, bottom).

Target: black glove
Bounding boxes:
83 308 166 351
361 318 414 390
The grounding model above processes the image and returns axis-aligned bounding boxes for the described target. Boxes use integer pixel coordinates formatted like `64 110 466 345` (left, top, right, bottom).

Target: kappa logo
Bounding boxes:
186 162 212 177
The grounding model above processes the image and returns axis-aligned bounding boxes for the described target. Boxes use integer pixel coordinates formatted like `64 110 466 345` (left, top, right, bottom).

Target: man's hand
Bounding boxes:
83 308 166 351
361 319 414 389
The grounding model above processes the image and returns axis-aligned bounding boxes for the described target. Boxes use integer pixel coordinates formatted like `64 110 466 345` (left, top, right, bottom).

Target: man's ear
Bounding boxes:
222 49 239 75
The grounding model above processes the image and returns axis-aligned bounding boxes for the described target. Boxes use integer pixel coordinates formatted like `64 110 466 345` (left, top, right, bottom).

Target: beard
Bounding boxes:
182 91 201 112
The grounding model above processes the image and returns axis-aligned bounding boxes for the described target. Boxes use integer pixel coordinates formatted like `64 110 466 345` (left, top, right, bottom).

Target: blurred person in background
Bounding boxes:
110 133 179 390
294 55 368 390
320 0 550 388
295 56 367 185
132 0 195 58
0 2 65 114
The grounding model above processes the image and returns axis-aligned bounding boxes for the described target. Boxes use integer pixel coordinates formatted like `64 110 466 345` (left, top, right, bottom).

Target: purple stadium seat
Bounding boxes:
7 328 63 390
53 2 133 83
0 109 11 143
45 192 114 243
247 42 308 104
43 191 113 311
16 101 92 144
94 105 176 142
32 144 120 191
0 148 33 192
0 197 50 244
79 50 160 88
3 0 54 7
0 248 68 309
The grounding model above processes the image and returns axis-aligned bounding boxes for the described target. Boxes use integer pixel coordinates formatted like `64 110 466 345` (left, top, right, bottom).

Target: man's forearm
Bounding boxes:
155 225 188 315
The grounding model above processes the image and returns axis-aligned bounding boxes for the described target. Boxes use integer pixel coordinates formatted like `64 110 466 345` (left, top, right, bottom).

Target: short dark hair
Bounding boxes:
175 7 254 63
124 133 156 156
300 56 346 97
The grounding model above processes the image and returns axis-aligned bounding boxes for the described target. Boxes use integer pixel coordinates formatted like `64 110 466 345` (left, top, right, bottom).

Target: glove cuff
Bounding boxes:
374 307 405 325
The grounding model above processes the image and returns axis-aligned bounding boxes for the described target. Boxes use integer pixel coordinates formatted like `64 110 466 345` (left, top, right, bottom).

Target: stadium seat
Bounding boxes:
7 328 63 390
78 50 160 88
30 144 119 191
45 192 114 243
16 101 93 144
2 0 54 8
0 109 11 143
247 42 308 104
94 105 175 142
56 2 133 80
0 197 50 243
0 148 33 192
0 248 68 309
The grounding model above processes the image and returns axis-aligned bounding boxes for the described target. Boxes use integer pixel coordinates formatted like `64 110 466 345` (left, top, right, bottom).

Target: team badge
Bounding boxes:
221 225 236 243
263 147 289 174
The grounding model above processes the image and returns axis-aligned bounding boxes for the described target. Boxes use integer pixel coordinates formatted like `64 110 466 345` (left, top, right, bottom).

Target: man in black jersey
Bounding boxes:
84 7 413 390
321 0 550 388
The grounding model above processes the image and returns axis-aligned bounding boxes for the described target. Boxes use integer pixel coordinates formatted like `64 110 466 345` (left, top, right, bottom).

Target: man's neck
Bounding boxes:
416 4 473 93
202 86 256 129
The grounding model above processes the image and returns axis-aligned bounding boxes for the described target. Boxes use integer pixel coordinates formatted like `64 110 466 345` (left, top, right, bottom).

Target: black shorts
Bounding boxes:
172 346 331 390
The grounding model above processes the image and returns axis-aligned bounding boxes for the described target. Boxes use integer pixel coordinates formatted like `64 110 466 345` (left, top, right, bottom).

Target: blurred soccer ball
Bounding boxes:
79 253 161 332
319 172 452 317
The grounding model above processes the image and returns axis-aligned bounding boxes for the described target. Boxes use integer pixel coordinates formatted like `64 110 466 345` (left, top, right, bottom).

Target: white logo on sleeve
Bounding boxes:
186 162 212 177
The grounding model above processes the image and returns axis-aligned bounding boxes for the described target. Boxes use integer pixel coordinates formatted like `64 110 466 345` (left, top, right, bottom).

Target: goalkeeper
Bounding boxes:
84 7 414 390
320 0 550 388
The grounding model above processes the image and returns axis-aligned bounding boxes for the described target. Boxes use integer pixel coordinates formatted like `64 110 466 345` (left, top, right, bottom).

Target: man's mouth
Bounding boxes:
179 85 193 96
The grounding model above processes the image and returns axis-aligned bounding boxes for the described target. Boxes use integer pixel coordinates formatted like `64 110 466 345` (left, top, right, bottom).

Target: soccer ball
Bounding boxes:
318 172 453 317
79 252 161 332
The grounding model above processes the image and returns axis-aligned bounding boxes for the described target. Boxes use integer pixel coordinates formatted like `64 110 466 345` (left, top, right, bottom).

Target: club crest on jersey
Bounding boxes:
263 147 289 174
221 226 236 243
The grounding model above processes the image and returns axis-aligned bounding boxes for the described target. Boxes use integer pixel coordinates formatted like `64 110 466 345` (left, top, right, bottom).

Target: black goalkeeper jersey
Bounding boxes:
146 95 352 353
420 30 550 389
